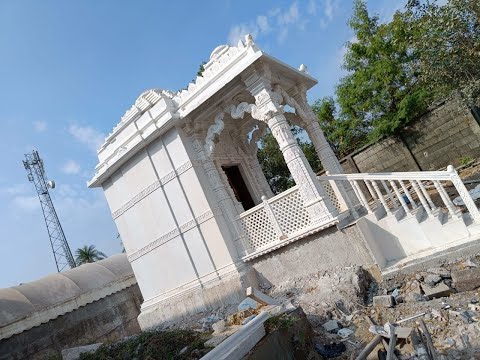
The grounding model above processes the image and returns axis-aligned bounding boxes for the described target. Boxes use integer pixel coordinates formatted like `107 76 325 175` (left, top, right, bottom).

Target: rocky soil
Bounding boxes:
264 256 480 359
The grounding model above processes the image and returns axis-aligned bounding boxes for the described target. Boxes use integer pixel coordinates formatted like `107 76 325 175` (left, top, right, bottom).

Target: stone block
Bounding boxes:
61 343 102 360
423 274 443 287
322 319 339 333
212 319 226 334
238 297 260 311
426 268 451 278
373 295 394 308
403 280 423 302
421 282 453 299
246 287 278 306
452 268 480 292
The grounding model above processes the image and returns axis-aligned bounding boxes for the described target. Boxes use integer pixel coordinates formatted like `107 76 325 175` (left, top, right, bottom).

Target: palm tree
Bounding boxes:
75 245 107 265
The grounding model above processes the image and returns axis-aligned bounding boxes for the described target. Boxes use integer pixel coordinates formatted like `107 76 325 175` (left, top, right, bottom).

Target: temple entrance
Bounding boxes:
222 165 256 211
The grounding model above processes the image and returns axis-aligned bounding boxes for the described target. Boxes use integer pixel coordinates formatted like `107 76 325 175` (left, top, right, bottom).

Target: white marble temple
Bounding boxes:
88 35 351 329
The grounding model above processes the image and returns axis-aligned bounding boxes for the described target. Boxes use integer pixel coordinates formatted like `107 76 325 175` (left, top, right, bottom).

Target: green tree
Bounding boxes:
75 245 107 265
312 97 368 158
257 126 321 194
406 0 480 105
337 0 430 141
196 61 207 77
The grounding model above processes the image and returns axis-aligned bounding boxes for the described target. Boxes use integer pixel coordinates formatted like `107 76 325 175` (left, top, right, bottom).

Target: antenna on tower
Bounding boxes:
23 150 76 272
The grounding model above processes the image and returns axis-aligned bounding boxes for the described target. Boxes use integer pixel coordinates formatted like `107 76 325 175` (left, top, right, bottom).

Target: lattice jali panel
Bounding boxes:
320 181 342 212
270 189 310 236
238 207 278 251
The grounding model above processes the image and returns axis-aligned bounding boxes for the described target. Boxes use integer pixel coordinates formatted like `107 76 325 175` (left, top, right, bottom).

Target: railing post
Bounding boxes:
399 180 417 209
390 180 411 216
350 180 372 213
262 196 287 240
381 180 398 210
411 180 434 218
326 171 359 218
447 165 480 223
433 180 460 220
365 181 378 201
371 180 393 214
418 180 437 210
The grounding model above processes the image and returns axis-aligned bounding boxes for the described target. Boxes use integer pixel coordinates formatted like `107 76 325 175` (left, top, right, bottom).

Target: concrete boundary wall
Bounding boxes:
0 255 135 341
0 284 142 360
338 99 480 174
0 254 143 360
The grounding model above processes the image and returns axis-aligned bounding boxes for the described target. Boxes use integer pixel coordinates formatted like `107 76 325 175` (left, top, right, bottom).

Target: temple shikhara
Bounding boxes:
88 35 480 330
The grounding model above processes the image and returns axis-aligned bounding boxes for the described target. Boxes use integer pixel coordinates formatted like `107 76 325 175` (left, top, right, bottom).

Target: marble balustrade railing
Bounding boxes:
318 165 480 224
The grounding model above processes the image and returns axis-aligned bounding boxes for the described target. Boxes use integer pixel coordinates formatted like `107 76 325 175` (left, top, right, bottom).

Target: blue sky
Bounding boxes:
0 0 403 288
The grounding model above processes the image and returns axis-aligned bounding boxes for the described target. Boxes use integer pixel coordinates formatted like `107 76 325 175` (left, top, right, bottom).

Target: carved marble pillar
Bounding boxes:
243 71 338 225
247 124 274 199
267 114 338 223
290 86 360 214
248 154 274 199
190 135 249 254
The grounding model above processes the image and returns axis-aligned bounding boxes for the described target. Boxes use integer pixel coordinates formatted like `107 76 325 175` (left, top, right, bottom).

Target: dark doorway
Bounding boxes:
222 165 256 211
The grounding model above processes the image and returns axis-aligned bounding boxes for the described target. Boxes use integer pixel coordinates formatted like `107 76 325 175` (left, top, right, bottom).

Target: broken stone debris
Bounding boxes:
452 267 480 292
373 294 395 308
237 297 260 311
421 282 453 299
337 328 354 338
200 286 300 355
402 280 425 302
423 274 443 287
356 314 435 359
322 319 339 333
212 319 226 334
246 286 279 306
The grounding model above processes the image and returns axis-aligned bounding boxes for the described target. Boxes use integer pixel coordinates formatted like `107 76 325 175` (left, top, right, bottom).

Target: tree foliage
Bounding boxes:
406 0 480 106
257 126 321 194
75 245 107 266
312 97 368 158
336 0 430 142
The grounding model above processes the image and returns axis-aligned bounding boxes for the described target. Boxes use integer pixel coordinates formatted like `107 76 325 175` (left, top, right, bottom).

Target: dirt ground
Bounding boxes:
279 256 480 360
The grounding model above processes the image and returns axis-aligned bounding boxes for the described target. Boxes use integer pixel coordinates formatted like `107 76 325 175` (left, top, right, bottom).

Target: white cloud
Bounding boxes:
68 124 104 152
228 23 259 45
57 183 79 198
324 0 334 21
1 183 29 196
12 195 39 211
33 121 47 132
227 1 307 45
61 160 81 175
277 2 300 26
256 15 270 33
307 0 317 15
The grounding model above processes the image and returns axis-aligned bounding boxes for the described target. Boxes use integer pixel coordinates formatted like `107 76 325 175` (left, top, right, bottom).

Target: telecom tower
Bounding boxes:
23 150 76 272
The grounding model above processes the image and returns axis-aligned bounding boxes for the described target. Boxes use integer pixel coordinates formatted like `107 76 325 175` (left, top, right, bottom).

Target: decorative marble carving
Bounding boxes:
205 112 225 157
106 89 175 143
241 78 338 224
173 34 256 107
